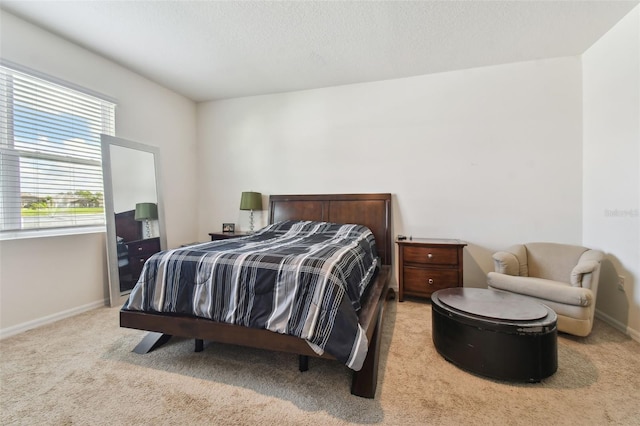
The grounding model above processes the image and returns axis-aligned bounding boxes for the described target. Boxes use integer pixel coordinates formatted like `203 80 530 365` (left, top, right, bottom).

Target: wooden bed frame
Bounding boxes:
120 193 394 398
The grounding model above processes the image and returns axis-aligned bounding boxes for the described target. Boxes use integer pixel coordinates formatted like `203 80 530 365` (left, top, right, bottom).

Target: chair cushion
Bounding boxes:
525 243 588 282
487 272 593 307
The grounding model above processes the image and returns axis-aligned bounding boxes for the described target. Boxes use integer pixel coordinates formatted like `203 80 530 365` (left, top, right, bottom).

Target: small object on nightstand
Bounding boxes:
222 223 235 233
396 238 467 302
397 235 407 241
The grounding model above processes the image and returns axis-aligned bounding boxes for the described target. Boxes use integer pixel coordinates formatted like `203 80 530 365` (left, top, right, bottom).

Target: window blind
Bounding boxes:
0 65 116 235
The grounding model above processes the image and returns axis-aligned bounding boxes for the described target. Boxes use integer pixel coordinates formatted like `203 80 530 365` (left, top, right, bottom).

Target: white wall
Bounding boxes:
583 6 640 339
197 57 584 289
0 11 199 334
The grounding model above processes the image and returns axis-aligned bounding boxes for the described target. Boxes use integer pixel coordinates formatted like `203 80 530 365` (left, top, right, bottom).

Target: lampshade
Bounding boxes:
239 192 262 211
134 202 158 221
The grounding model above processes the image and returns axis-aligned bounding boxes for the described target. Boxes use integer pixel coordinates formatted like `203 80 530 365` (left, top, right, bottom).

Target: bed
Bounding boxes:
120 193 393 398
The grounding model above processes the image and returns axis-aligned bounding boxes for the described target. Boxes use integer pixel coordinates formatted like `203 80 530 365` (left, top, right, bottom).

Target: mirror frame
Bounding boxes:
101 135 167 307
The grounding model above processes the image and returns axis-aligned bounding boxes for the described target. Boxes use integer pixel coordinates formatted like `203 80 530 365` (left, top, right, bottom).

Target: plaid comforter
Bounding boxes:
123 220 379 371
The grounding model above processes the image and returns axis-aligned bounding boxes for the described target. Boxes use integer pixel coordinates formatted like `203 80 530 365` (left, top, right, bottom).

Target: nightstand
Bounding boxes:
209 231 249 241
396 238 466 301
126 237 161 284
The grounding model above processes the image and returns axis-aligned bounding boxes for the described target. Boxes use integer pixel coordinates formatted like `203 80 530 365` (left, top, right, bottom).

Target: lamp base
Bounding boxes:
249 210 255 233
143 219 153 239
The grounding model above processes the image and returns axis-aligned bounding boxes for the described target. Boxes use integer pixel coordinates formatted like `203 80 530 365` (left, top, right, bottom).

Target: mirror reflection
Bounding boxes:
101 136 166 307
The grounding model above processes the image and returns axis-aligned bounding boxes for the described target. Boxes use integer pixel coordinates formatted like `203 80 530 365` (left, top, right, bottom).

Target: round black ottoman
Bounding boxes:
431 288 558 382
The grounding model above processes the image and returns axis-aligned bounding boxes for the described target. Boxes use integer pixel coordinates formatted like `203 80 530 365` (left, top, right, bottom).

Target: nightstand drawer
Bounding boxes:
403 246 458 266
129 254 153 276
129 253 154 266
403 267 459 295
127 238 160 254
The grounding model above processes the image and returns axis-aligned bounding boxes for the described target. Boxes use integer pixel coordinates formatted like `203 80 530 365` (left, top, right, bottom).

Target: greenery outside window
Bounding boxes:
0 63 116 238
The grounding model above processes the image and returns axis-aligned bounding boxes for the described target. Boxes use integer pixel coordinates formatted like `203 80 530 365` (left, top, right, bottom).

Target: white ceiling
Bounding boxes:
2 1 638 102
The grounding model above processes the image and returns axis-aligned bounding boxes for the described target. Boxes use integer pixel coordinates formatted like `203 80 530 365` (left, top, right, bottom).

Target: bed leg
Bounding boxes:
351 317 381 398
351 287 389 398
387 288 396 300
195 339 204 352
298 355 309 372
132 332 172 354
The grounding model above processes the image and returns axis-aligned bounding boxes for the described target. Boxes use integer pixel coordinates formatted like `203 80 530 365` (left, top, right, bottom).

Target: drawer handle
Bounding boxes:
139 258 145 263
427 253 433 259
137 247 143 252
428 278 434 285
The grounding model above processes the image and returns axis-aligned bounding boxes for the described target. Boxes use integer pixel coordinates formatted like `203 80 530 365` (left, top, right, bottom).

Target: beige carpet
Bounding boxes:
1 298 639 425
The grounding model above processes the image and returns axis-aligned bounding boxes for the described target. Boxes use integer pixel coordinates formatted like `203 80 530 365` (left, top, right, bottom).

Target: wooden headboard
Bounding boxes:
268 193 392 265
114 209 142 242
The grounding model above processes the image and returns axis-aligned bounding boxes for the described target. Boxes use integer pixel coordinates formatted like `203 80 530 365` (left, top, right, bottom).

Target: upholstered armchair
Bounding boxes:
487 242 603 337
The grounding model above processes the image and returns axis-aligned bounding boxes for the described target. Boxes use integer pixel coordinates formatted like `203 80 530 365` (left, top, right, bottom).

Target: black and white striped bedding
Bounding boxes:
123 220 380 371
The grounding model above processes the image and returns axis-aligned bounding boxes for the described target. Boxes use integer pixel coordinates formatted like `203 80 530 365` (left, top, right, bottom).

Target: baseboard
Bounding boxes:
595 309 640 343
0 299 108 340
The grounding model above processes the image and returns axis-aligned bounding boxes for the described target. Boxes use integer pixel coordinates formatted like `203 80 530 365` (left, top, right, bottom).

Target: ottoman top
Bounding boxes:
437 288 549 321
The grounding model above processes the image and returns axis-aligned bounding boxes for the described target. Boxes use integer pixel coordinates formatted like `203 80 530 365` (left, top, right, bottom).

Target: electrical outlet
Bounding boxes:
618 275 625 292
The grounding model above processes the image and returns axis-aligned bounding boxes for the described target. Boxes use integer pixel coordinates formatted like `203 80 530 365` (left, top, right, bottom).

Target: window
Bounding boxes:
0 63 115 237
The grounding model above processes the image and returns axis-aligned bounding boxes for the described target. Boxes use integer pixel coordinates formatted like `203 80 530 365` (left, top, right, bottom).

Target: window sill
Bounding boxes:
0 225 106 241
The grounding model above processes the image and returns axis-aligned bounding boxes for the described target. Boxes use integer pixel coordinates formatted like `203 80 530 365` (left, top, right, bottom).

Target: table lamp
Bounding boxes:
239 191 262 233
135 202 158 239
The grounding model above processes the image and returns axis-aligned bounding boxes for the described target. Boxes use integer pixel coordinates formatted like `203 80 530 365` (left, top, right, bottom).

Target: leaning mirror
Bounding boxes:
101 135 167 307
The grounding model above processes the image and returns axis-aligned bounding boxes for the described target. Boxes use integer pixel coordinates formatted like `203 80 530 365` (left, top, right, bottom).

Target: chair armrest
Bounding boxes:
492 251 519 275
579 249 604 264
570 260 600 287
487 272 594 307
